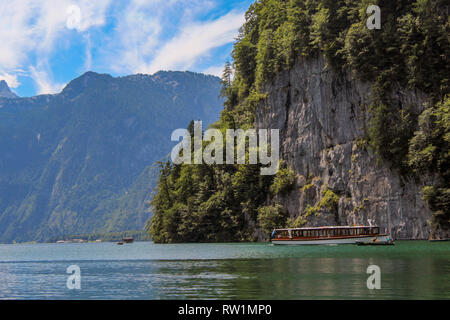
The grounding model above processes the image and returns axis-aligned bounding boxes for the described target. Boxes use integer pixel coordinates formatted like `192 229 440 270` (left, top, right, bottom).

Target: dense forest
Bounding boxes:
148 0 449 243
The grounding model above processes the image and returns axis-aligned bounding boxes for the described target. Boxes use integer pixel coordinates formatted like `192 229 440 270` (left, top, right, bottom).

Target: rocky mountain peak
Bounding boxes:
0 80 17 98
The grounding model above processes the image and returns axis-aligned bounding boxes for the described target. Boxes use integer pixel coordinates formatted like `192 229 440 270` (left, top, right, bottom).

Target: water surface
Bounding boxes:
0 241 449 299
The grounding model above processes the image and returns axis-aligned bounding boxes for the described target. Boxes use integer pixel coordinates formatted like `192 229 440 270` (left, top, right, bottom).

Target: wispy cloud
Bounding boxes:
0 0 248 95
143 11 244 74
201 65 225 77
0 0 110 94
30 65 65 95
0 72 21 89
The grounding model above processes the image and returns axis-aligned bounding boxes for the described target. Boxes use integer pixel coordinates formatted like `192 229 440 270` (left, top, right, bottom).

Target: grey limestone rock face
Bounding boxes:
255 56 439 240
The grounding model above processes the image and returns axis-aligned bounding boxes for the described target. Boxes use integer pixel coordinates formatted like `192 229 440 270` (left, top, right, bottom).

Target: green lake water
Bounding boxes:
0 241 449 299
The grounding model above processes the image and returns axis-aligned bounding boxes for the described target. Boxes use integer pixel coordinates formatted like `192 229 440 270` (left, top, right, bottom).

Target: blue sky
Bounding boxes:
0 0 253 97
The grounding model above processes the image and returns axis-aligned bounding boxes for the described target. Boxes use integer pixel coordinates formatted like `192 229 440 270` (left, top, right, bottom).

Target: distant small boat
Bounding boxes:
122 237 134 244
117 241 124 245
356 240 395 246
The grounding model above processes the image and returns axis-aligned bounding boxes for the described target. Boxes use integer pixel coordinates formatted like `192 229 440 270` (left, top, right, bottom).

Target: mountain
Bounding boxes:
149 0 449 243
0 71 223 243
0 80 17 99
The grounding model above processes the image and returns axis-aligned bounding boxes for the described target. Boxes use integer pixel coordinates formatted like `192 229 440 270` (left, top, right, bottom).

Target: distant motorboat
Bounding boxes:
356 238 395 246
117 241 124 245
122 237 134 244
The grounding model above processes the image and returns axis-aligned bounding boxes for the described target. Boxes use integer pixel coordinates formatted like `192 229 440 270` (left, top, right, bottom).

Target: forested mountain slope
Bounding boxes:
0 71 223 243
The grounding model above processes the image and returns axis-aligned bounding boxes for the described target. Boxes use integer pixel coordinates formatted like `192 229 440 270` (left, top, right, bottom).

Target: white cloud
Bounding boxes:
202 65 224 77
107 0 245 75
83 33 93 71
30 65 65 95
0 73 21 89
142 11 244 74
108 0 164 73
0 0 111 94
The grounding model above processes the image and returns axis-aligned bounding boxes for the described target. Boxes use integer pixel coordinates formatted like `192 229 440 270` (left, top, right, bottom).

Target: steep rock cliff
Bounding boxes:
255 56 439 239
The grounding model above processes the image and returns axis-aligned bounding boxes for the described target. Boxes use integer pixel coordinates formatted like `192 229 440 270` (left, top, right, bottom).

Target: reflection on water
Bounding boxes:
0 241 449 299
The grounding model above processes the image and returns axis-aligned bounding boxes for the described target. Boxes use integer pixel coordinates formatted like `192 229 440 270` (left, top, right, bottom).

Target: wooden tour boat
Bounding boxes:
271 225 393 245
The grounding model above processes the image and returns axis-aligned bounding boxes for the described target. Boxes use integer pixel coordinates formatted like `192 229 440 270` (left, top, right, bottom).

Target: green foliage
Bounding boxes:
301 183 314 192
257 204 289 235
270 164 296 194
368 101 418 172
300 187 339 218
303 204 321 217
149 152 274 242
409 97 450 228
409 97 450 177
319 188 340 212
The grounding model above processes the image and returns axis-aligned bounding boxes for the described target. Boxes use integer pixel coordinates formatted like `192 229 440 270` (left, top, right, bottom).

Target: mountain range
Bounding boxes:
0 71 223 243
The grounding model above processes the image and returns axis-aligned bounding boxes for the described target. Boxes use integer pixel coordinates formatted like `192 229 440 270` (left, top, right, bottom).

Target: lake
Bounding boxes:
0 241 449 299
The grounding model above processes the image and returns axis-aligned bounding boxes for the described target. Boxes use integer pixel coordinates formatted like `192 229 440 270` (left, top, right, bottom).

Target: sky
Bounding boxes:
0 0 253 97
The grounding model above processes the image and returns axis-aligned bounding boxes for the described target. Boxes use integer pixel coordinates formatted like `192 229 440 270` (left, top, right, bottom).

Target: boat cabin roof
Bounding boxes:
274 225 378 232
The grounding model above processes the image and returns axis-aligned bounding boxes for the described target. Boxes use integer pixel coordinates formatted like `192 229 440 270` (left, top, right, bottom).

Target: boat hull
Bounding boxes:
272 235 390 245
